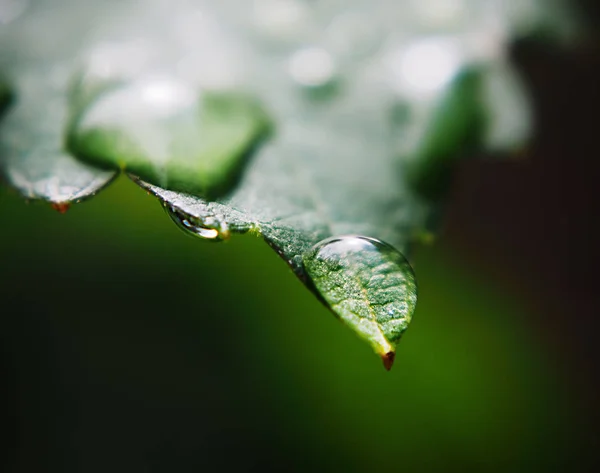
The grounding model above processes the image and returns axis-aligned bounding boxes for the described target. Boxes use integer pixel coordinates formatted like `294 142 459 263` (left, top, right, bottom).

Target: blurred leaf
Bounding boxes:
68 84 272 198
404 68 486 201
0 72 117 203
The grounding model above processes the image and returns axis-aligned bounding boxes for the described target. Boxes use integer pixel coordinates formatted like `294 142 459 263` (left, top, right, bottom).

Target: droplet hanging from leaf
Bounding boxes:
303 235 417 370
166 204 230 242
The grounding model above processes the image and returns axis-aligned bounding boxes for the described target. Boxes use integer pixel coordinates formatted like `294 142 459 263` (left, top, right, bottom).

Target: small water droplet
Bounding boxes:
166 205 229 242
303 235 417 368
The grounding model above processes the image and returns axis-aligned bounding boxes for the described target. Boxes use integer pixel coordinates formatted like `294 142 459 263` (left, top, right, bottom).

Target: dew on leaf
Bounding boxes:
166 204 230 242
68 77 272 199
303 235 417 369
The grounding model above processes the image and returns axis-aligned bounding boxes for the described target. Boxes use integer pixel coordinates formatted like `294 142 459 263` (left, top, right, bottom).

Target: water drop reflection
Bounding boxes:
166 205 230 242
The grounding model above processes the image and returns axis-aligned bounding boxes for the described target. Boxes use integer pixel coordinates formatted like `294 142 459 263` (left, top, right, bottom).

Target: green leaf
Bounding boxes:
0 73 117 203
0 0 580 365
68 82 272 199
0 0 118 204
303 236 417 369
403 68 486 201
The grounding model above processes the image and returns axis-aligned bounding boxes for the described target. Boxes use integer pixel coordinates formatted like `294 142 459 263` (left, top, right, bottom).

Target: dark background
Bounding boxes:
1 6 600 473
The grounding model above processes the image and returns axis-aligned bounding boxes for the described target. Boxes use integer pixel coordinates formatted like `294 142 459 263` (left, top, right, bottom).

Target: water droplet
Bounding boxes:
303 235 417 369
166 205 229 242
68 77 272 198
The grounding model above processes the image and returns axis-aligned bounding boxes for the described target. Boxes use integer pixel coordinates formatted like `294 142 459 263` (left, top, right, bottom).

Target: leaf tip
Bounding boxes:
381 351 395 371
50 202 71 214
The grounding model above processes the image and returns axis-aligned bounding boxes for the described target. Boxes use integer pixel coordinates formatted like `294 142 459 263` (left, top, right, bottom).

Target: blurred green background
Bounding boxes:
2 6 600 473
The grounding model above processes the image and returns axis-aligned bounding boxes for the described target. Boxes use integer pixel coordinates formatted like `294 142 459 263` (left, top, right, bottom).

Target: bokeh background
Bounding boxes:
2 3 600 473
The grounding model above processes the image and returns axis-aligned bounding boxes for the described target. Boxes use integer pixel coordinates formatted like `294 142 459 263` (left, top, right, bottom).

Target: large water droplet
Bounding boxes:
303 235 417 369
68 77 272 199
166 204 230 242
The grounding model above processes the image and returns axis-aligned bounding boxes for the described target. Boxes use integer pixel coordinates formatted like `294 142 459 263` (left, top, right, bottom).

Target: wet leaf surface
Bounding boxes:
0 0 579 363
